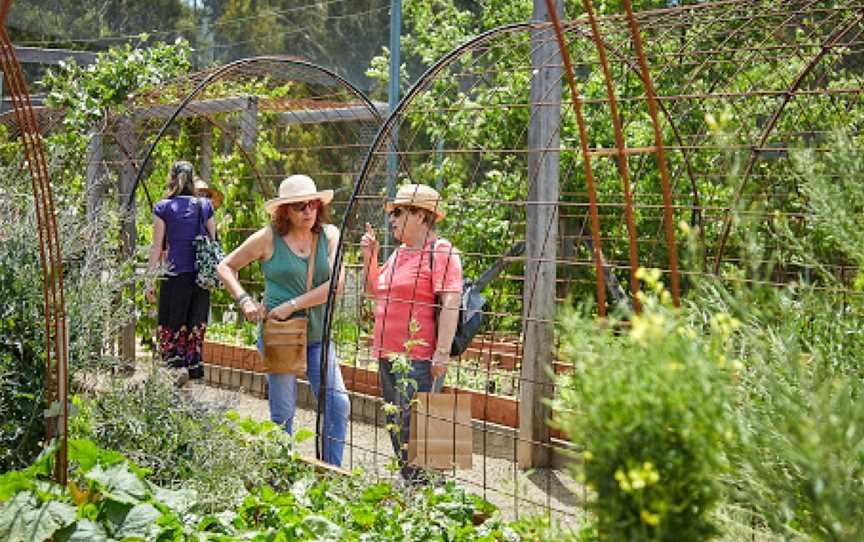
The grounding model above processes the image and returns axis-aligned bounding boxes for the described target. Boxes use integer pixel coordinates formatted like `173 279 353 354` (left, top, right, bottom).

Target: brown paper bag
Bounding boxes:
408 392 472 470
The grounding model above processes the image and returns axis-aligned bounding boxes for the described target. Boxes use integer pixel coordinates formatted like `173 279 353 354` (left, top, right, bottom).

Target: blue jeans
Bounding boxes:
378 359 444 464
260 339 349 466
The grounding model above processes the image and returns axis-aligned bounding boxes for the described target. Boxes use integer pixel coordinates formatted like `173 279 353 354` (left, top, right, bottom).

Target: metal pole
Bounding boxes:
385 0 401 255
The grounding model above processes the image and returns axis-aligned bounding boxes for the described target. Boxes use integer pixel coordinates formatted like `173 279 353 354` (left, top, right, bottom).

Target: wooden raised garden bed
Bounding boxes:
201 337 565 439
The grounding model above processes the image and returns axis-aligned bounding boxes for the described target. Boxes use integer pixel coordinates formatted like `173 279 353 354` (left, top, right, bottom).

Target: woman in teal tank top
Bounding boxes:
217 175 348 466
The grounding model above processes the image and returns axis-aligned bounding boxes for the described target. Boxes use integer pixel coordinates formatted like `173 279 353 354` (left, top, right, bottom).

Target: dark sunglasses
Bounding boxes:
288 199 321 212
388 206 415 219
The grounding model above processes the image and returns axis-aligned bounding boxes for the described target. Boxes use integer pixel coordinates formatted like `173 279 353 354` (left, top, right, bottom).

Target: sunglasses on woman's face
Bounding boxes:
388 206 414 219
288 199 320 212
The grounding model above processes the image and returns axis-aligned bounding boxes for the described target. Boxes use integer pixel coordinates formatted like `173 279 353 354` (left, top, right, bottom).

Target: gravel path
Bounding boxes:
187 380 585 530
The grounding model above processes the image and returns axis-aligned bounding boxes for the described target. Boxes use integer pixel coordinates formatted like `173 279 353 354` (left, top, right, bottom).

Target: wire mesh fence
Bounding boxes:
4 0 864 530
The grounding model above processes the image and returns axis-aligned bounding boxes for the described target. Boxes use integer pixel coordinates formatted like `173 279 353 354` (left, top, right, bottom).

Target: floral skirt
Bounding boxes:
157 272 209 379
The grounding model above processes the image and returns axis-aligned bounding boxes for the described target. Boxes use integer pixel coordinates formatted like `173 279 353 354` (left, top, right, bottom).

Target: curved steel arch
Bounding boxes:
127 55 383 461
319 17 694 334
316 17 693 456
712 10 864 273
128 55 384 208
0 0 69 483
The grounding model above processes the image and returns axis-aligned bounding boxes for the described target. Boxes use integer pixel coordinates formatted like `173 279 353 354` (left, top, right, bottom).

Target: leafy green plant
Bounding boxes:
70 368 303 512
40 39 192 134
0 434 555 542
206 319 258 347
382 319 426 475
554 269 736 541
0 167 133 473
690 134 864 540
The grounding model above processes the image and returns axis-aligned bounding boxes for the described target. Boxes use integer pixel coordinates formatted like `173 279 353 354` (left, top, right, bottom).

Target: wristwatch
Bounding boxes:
289 298 298 310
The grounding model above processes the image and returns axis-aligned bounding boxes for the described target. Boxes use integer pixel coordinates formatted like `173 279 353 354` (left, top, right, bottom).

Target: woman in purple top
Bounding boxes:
145 161 216 381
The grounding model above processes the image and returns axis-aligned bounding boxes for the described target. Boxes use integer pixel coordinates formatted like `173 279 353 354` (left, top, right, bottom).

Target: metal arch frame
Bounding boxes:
128 55 385 209
126 55 383 462
319 16 691 337
317 15 695 458
711 10 864 273
0 0 70 483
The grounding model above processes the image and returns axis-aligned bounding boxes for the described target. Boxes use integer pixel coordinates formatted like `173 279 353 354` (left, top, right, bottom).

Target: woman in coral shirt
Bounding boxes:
361 184 462 481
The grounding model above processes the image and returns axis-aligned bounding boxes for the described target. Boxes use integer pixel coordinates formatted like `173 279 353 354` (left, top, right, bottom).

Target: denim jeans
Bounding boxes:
378 359 444 464
260 339 349 466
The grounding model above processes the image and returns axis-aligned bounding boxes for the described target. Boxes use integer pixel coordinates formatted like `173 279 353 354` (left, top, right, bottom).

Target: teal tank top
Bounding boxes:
261 227 331 342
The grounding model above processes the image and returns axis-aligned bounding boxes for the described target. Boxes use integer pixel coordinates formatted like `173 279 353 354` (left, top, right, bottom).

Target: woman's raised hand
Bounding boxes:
360 222 379 262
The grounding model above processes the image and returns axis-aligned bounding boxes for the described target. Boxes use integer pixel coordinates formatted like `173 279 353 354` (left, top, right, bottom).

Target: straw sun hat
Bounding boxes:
194 178 224 210
384 183 446 222
264 175 334 214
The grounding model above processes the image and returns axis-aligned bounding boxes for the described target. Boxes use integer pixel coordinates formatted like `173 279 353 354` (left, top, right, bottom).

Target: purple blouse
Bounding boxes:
153 196 214 274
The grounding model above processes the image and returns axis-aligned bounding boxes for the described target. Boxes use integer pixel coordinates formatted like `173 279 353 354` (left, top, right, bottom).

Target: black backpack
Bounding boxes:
430 240 525 356
430 239 486 356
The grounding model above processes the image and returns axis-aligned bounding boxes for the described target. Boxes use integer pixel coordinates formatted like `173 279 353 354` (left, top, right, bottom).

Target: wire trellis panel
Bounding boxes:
320 0 864 523
4 0 864 527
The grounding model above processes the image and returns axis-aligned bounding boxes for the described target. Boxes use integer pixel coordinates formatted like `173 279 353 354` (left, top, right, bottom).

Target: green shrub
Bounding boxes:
685 133 864 540
0 436 557 541
692 279 864 541
554 270 736 541
70 369 303 512
0 171 133 472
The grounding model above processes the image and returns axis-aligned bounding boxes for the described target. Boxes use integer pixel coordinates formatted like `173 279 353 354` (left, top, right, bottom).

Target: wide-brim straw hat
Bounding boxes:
264 174 334 214
384 183 446 222
194 178 225 210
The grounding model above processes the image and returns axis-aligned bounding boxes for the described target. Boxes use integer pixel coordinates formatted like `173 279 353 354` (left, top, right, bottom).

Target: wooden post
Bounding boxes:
240 96 258 155
116 117 138 366
519 0 562 469
85 128 104 222
199 123 212 182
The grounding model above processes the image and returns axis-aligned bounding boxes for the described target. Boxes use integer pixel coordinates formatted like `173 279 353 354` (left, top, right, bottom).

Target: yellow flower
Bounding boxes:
614 469 632 492
640 509 661 526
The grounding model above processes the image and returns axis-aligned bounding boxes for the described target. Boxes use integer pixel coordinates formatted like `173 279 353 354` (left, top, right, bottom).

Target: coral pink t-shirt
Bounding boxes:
372 237 463 361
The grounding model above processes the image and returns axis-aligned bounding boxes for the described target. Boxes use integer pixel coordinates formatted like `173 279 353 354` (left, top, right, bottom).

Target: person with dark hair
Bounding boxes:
145 161 216 383
216 174 349 466
360 183 463 481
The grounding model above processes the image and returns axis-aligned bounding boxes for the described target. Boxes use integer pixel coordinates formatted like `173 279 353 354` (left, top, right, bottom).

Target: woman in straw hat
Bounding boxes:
217 174 348 466
194 177 225 210
360 183 463 481
145 161 214 384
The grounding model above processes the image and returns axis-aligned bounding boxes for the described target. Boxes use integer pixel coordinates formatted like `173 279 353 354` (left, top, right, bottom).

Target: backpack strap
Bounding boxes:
428 236 439 276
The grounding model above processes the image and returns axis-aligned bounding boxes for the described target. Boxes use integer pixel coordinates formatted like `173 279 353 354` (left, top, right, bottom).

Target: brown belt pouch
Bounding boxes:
262 233 319 377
